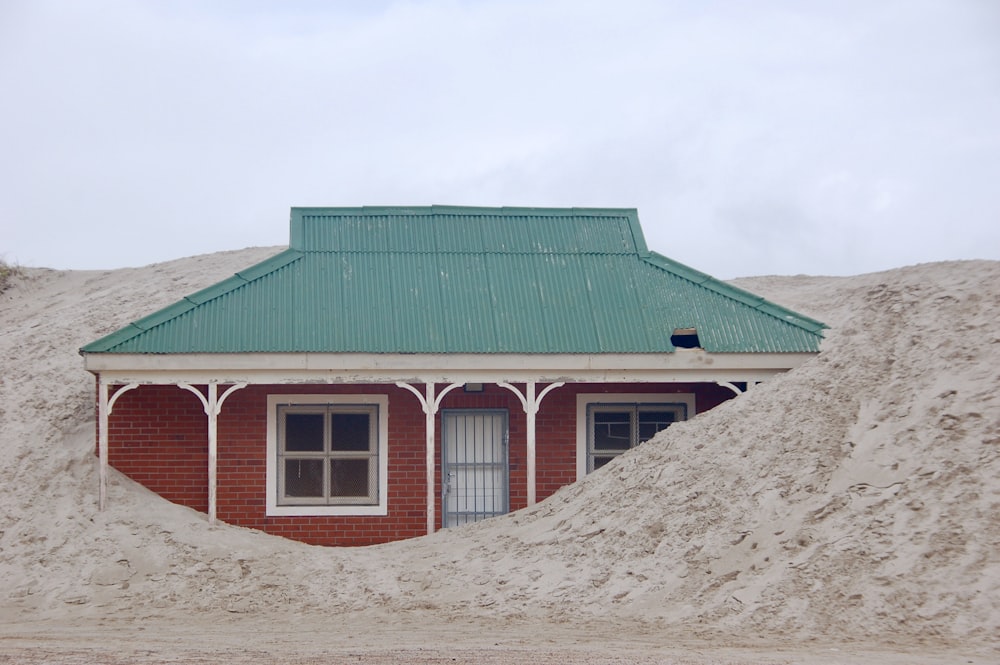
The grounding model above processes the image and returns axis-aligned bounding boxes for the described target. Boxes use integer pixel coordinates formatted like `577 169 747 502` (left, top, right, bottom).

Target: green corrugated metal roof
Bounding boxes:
81 206 824 355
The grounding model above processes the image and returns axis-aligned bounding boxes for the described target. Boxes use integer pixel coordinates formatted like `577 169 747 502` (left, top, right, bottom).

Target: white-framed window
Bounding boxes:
266 394 389 517
575 393 694 480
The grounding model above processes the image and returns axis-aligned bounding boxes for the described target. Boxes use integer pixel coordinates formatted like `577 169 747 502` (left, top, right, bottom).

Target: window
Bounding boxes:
587 404 685 472
278 405 378 505
267 394 388 516
576 393 694 479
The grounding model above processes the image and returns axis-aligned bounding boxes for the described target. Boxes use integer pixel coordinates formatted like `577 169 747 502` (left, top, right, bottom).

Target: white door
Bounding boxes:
441 410 508 528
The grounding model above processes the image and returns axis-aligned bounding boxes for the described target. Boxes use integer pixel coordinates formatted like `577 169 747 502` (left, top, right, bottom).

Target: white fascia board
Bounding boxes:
83 351 816 386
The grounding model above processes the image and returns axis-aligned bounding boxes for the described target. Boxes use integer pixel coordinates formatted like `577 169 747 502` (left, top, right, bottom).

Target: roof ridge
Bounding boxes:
297 248 638 254
292 205 638 217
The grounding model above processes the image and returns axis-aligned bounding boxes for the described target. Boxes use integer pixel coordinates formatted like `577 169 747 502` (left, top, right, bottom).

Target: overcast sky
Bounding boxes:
1 0 998 278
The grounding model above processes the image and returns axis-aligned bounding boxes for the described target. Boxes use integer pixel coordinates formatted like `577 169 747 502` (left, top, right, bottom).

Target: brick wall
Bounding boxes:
103 380 735 546
216 384 430 546
107 384 210 512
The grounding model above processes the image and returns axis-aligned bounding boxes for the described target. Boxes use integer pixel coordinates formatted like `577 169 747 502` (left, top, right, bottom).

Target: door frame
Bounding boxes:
440 408 510 528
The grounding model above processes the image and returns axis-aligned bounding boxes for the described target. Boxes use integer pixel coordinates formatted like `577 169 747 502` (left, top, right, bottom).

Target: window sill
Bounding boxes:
266 503 388 517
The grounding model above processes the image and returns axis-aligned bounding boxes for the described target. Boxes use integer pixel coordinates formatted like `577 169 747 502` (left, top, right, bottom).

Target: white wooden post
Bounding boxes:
98 380 109 512
421 383 436 535
498 381 564 506
97 380 139 512
206 385 218 524
179 382 246 525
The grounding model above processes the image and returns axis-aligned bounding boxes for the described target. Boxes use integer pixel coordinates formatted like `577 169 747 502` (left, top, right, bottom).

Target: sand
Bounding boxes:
0 249 997 663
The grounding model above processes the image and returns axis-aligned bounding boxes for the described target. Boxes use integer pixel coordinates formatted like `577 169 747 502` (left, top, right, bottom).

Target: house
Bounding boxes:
80 206 824 546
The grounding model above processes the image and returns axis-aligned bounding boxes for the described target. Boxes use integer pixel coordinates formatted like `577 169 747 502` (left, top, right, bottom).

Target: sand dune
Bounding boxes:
0 250 996 663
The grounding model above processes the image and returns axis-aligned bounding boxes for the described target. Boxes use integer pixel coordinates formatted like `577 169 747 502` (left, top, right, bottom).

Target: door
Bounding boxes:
441 409 509 528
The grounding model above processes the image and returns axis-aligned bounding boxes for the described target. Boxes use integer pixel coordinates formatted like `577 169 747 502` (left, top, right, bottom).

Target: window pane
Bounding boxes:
285 413 324 452
331 413 371 452
592 455 616 470
638 410 676 443
593 411 630 451
284 459 324 497
330 458 371 498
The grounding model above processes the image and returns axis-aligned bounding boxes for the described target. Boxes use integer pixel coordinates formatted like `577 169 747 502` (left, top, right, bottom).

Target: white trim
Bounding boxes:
83 351 815 382
716 381 744 396
266 394 389 517
98 382 109 513
87 366 804 388
107 382 139 412
575 392 696 481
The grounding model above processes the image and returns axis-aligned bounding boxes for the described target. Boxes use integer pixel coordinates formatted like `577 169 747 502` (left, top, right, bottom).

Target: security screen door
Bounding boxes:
441 410 509 528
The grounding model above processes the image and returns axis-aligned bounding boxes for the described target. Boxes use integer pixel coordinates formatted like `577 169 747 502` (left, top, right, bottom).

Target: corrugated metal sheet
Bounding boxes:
292 206 641 255
81 206 825 355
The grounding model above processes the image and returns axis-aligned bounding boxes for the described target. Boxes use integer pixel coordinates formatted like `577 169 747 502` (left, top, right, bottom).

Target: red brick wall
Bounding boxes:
107 385 210 512
216 384 429 546
103 380 735 546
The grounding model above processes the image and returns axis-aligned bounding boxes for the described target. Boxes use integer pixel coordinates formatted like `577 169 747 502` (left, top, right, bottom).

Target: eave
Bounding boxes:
81 350 817 385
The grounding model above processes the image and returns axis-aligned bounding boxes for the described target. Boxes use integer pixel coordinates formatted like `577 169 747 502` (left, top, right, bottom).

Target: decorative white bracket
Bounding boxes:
498 381 565 506
717 380 762 396
395 381 463 534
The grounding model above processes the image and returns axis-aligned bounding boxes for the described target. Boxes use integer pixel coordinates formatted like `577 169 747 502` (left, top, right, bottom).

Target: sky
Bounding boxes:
1 0 998 279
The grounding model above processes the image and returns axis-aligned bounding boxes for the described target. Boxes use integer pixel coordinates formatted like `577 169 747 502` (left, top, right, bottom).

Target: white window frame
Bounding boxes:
267 394 389 517
575 393 694 481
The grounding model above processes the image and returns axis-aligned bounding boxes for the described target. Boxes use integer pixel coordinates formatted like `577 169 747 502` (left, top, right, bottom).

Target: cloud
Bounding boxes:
1 0 998 277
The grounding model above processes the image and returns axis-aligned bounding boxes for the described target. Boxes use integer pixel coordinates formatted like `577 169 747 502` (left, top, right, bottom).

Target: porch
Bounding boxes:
92 352 789 546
